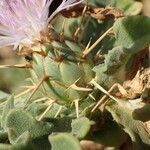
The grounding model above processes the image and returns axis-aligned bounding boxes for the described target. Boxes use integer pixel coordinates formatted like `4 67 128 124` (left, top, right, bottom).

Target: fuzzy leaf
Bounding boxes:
6 110 35 144
93 46 129 87
71 117 94 139
27 102 68 119
1 95 14 130
49 133 81 150
26 102 47 118
6 109 53 149
102 46 129 74
114 16 150 53
106 101 150 149
0 132 32 150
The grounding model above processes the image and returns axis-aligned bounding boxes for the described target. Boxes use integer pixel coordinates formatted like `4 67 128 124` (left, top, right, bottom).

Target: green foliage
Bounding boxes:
26 102 47 118
124 2 143 16
6 109 53 149
49 133 81 150
0 1 149 149
31 40 94 104
0 132 32 150
6 110 35 144
1 95 14 130
93 46 129 87
27 102 68 118
46 117 72 133
114 16 150 53
54 16 81 41
106 101 150 149
71 117 94 139
94 16 150 88
87 118 128 147
54 15 114 54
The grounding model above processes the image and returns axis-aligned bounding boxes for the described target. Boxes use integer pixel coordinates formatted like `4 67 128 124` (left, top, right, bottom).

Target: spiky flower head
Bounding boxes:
0 0 83 49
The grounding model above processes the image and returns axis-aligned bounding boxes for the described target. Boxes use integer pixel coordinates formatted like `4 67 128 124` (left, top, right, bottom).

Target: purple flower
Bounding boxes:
0 0 83 49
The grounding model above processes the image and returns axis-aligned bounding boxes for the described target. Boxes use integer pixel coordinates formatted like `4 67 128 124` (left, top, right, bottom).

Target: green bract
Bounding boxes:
30 40 94 104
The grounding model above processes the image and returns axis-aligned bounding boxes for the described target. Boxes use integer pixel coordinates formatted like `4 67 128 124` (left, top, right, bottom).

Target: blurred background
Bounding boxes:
0 0 149 94
0 46 29 93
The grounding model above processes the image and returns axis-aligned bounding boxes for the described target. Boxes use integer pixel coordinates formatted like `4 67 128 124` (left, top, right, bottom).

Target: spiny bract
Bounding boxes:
28 39 95 104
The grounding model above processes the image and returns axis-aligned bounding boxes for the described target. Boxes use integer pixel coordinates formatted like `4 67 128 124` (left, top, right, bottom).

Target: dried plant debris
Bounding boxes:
119 68 150 99
87 5 124 22
61 5 123 20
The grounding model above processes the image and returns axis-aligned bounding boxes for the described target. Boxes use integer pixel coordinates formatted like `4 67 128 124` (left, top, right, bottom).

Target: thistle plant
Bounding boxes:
0 0 150 150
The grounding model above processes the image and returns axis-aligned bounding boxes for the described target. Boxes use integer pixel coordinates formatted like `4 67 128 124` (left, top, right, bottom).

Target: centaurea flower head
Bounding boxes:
0 0 83 49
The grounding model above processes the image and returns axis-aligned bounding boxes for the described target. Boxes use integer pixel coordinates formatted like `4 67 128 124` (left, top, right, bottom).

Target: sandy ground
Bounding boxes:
142 0 150 16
